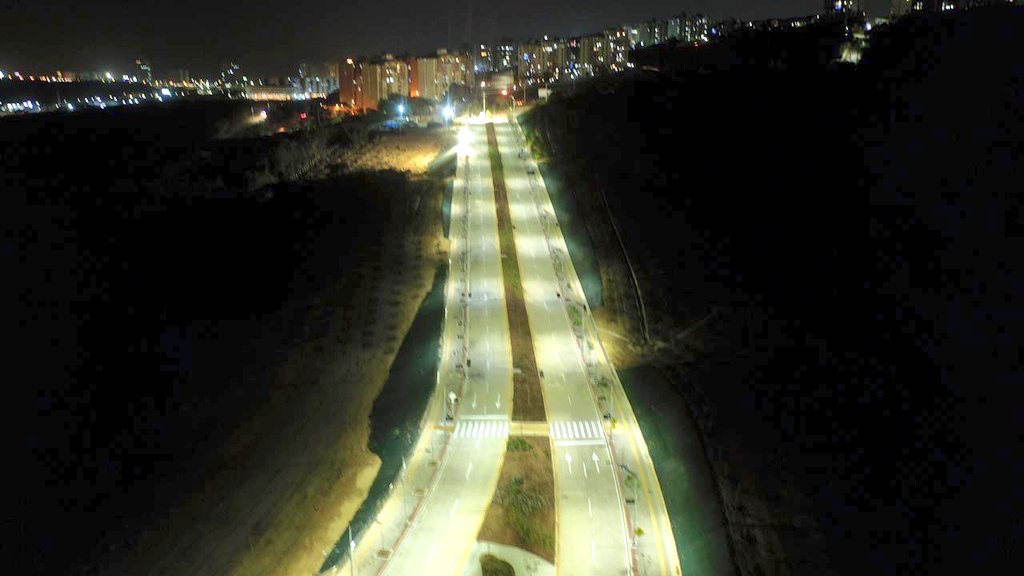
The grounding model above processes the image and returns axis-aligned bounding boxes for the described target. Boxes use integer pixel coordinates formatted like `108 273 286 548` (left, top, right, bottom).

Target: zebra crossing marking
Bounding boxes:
453 420 510 439
549 420 605 445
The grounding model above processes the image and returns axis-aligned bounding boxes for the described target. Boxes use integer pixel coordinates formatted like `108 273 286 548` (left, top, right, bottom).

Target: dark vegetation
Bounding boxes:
507 436 534 452
480 554 516 576
496 475 553 553
632 15 853 73
523 7 1023 575
486 123 546 421
0 100 439 573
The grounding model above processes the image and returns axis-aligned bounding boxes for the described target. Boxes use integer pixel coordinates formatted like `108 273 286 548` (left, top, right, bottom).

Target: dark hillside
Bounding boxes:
523 7 1023 575
631 16 852 73
0 102 435 574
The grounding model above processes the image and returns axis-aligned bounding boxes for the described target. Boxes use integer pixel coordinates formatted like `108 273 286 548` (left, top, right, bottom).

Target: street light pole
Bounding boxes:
620 464 640 558
349 526 356 576
374 520 382 553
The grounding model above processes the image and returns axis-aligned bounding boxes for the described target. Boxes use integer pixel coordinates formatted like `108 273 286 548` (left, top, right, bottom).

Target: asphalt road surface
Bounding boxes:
379 122 513 576
492 120 634 575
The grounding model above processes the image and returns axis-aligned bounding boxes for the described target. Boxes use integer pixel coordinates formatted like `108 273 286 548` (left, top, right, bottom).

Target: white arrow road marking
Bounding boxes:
495 394 501 410
592 452 601 474
583 462 588 479
466 462 473 480
565 452 573 475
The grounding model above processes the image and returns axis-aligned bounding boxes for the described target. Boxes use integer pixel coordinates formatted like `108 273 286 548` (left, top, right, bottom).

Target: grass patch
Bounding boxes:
486 123 546 421
480 554 516 576
507 437 533 452
478 436 555 562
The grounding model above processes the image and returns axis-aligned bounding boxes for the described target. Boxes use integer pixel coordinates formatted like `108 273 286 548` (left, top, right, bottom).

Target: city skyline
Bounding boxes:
0 1 893 77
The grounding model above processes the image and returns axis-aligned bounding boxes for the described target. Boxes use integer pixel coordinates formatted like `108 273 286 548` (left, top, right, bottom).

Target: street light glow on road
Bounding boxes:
456 127 473 154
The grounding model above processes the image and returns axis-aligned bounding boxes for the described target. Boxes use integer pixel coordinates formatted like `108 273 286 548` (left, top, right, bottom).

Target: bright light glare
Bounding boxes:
260 110 268 119
442 105 454 119
160 88 171 96
456 127 473 154
397 104 405 115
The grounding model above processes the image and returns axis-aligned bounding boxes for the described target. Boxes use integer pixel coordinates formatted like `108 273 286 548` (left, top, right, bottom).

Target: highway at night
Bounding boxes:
335 115 679 576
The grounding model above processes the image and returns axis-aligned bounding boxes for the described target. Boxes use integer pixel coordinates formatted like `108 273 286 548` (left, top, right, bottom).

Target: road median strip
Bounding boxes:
486 122 546 422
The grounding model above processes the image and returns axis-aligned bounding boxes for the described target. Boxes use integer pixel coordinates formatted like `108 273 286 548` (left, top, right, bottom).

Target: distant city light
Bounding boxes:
442 105 454 120
397 104 405 115
260 110 268 119
160 88 171 96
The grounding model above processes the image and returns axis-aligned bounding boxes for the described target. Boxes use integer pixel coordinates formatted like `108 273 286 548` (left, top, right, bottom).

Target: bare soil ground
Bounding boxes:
337 128 450 174
487 123 546 422
99 131 451 576
477 437 556 563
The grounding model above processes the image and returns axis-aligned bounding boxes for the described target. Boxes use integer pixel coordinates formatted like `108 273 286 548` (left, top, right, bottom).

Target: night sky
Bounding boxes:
1 0 889 77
